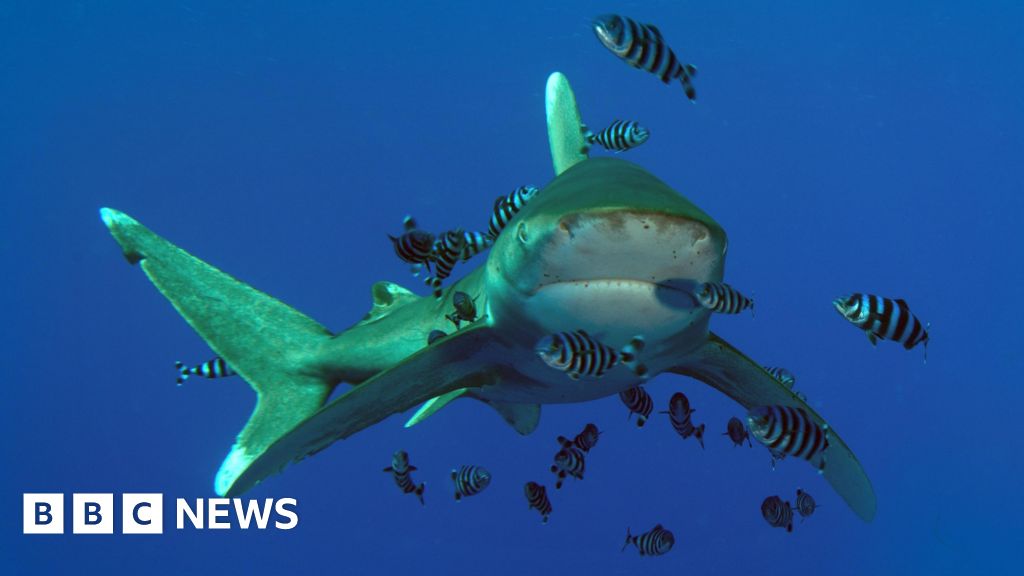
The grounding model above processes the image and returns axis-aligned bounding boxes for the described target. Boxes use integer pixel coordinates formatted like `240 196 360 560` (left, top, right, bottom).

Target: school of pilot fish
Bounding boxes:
171 12 930 556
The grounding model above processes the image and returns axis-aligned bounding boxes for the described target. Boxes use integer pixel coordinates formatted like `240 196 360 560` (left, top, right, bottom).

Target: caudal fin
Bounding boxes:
101 208 337 496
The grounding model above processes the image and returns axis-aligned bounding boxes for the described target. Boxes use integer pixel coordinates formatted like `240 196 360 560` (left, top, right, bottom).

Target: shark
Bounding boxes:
100 73 876 522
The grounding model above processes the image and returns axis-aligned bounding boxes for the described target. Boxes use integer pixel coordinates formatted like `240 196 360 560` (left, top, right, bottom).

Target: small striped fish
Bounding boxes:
524 481 553 523
383 450 425 505
723 416 751 447
763 366 796 389
747 405 830 473
583 120 650 153
622 524 675 556
535 329 647 379
452 465 491 501
593 14 698 101
795 488 817 519
424 230 465 299
761 495 794 532
663 392 705 448
695 282 754 315
427 329 447 345
488 186 539 240
558 422 601 453
389 216 434 276
619 385 654 427
459 230 493 262
550 445 586 489
833 294 930 358
175 357 235 385
445 291 479 330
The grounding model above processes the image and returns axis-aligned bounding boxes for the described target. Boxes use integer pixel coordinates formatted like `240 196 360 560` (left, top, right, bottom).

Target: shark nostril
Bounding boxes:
517 223 529 244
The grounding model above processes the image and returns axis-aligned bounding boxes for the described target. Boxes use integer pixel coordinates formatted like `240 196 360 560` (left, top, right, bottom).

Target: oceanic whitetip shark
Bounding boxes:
100 73 876 522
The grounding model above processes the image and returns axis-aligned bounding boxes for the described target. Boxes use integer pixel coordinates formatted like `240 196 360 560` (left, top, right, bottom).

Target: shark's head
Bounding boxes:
485 158 727 360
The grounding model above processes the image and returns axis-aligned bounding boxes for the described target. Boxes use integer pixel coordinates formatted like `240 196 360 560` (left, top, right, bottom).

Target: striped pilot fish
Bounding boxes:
452 465 491 501
424 230 466 299
535 329 647 380
524 481 553 524
622 524 675 556
488 186 539 240
763 366 796 389
444 291 479 330
695 282 754 315
583 120 650 153
833 293 930 357
175 357 235 386
761 495 794 532
389 216 435 276
382 450 425 505
663 392 706 448
593 14 698 101
550 445 586 489
795 488 817 519
723 416 751 447
619 385 654 427
747 405 830 473
459 230 493 262
558 422 601 453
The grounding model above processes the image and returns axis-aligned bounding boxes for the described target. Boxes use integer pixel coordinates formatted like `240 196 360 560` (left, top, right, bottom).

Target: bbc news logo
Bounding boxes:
23 494 298 534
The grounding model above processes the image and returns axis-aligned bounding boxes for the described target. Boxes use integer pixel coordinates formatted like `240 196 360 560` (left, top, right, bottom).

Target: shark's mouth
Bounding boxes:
502 210 725 346
532 211 721 293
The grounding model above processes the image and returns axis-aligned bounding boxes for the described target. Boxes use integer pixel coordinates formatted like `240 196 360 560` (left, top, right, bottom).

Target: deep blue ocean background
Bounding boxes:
3 1 1022 574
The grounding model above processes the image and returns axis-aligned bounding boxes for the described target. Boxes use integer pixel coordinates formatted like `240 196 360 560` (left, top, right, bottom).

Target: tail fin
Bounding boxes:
101 208 336 496
621 528 633 552
175 360 189 385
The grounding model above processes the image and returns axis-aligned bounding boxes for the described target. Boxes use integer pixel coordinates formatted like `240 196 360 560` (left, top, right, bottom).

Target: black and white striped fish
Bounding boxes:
459 230 493 262
451 465 491 501
524 481 553 523
487 186 539 240
445 291 479 330
795 488 817 519
558 422 601 453
583 120 650 153
833 293 930 357
389 216 435 276
427 329 447 345
663 392 705 448
175 357 235 385
424 230 465 299
550 445 586 489
695 282 754 315
535 329 646 379
723 416 752 447
747 405 830 473
619 385 654 427
593 14 698 101
382 450 425 505
764 366 796 389
622 524 675 556
761 495 794 532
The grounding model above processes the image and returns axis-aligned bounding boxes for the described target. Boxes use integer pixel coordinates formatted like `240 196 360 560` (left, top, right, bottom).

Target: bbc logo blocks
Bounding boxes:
23 493 163 535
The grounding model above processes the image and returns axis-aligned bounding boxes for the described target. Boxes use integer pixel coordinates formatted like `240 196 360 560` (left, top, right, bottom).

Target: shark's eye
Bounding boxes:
517 223 528 244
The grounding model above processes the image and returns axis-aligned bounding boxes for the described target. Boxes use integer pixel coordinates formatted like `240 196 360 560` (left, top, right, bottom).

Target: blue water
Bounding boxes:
3 2 1022 574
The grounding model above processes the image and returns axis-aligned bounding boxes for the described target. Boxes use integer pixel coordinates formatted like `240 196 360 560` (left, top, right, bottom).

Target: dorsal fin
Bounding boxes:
362 281 419 323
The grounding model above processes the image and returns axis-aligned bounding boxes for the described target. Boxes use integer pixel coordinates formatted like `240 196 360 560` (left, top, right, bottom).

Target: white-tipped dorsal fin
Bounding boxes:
545 72 589 176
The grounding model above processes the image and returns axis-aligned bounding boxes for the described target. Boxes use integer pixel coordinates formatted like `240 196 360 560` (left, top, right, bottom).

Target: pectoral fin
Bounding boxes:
404 388 471 428
224 323 514 496
405 390 540 436
670 332 877 522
